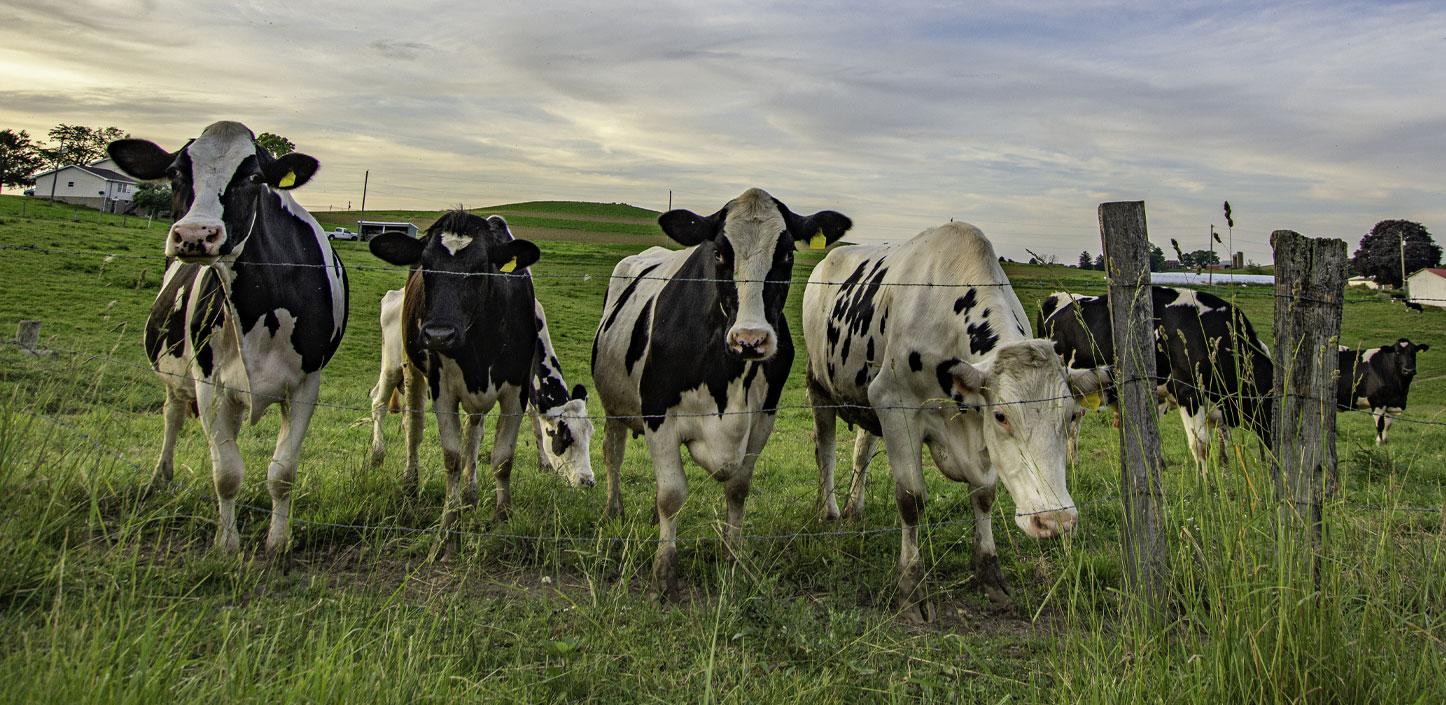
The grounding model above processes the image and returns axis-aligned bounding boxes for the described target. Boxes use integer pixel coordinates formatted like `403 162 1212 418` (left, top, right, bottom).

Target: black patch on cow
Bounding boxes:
144 262 201 365
935 359 961 399
908 351 923 372
954 288 978 316
549 421 574 456
263 310 281 337
601 263 662 333
854 366 869 388
967 320 998 355
865 337 875 363
625 303 653 375
828 258 888 361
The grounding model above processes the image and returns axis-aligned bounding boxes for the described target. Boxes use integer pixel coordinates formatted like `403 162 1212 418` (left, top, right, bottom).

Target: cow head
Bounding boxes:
368 210 540 354
947 340 1108 539
537 384 595 487
1389 338 1430 378
659 188 851 360
107 121 319 263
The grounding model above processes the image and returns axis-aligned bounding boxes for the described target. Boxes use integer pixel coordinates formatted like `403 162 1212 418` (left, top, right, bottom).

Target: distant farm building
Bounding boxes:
358 221 418 241
1347 276 1383 290
30 161 138 212
1406 268 1446 309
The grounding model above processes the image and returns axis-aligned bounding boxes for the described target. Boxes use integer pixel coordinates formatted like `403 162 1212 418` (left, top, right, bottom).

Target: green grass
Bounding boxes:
0 194 1442 703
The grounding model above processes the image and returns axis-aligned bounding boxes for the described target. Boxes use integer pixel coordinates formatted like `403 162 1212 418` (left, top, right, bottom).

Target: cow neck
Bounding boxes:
198 187 265 412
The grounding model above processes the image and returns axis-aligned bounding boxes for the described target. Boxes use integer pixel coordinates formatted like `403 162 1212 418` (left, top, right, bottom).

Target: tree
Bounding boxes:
1093 253 1106 271
38 124 126 166
1351 220 1441 288
1149 244 1166 272
1078 251 1093 269
256 132 295 157
132 184 172 218
0 129 45 193
1180 249 1220 269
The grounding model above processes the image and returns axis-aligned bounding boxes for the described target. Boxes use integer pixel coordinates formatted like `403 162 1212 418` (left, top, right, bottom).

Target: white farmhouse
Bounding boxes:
30 161 138 212
1406 268 1446 309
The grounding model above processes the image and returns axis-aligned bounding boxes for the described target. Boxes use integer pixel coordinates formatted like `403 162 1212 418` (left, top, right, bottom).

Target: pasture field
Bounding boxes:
0 194 1442 704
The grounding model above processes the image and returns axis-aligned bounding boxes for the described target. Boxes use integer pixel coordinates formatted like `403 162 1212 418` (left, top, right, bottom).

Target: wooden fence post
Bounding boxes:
16 320 41 354
1099 201 1168 620
1270 230 1346 557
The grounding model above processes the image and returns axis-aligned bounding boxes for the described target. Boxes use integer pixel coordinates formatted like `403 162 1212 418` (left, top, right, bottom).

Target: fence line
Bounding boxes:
3 242 1446 305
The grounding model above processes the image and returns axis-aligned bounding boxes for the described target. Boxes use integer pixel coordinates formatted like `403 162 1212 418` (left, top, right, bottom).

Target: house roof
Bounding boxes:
1409 267 1446 279
31 162 138 184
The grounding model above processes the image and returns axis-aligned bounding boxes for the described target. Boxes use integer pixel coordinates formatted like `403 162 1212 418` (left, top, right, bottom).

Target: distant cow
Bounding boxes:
591 188 851 599
1338 339 1430 444
367 211 541 532
804 223 1108 622
108 121 349 553
370 292 594 487
1039 287 1274 466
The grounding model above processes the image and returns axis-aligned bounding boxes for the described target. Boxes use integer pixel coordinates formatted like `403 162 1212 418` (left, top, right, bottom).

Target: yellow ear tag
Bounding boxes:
277 170 297 188
809 232 827 250
499 257 518 273
1080 392 1103 410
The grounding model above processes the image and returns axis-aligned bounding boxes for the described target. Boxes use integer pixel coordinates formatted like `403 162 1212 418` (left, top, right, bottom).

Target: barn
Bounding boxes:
29 162 138 212
1406 268 1446 309
358 220 418 241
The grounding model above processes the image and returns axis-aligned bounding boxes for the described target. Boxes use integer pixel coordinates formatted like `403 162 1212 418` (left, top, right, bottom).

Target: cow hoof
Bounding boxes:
840 502 864 522
214 529 241 554
491 504 511 524
896 597 936 625
652 550 681 603
975 553 1012 606
463 488 479 509
369 449 385 468
600 499 624 523
820 505 840 522
401 476 419 499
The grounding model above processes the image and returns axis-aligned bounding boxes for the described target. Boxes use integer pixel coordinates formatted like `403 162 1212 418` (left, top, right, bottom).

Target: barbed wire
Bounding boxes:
4 242 1446 305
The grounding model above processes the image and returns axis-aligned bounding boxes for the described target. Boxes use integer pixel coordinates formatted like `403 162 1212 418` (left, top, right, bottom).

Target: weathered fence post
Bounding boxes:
1270 230 1346 559
1099 201 1168 620
16 320 41 354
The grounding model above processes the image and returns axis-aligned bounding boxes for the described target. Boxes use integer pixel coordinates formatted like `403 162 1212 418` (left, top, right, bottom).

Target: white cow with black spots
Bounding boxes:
803 222 1107 622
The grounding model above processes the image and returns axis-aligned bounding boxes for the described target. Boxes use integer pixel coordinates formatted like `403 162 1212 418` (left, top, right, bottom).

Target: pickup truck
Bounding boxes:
327 227 358 241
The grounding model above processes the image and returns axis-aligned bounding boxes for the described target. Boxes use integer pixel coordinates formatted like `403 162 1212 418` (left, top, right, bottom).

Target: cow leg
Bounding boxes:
265 373 320 555
151 386 188 491
462 412 484 509
1181 406 1211 473
878 409 933 623
971 483 1010 604
197 387 246 553
488 392 524 523
724 412 773 560
433 394 466 544
401 363 425 497
810 385 840 521
647 431 688 602
1375 407 1399 445
601 417 627 521
841 431 878 521
369 366 402 467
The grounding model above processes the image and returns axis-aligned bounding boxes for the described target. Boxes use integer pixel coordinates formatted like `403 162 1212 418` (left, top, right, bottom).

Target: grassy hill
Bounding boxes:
0 194 1441 703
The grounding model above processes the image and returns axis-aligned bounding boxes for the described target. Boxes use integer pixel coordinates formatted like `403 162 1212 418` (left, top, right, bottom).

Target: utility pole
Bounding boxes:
360 170 369 225
1208 224 1216 285
1400 230 1408 290
667 189 672 211
47 136 65 202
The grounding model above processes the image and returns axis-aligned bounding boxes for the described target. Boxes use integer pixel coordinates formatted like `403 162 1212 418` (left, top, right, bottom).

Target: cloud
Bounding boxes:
1 1 1443 260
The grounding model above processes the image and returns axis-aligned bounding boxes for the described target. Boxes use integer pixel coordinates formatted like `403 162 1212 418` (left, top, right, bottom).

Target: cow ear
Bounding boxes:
1418 344 1430 352
949 359 993 397
107 139 173 180
1378 345 1394 355
263 152 319 190
369 232 424 266
1068 367 1111 398
492 239 541 272
571 384 588 401
791 210 853 251
658 209 719 247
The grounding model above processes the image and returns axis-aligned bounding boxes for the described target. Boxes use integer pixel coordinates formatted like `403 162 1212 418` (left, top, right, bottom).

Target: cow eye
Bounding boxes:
247 173 263 184
714 250 725 264
993 411 1008 425
165 166 180 179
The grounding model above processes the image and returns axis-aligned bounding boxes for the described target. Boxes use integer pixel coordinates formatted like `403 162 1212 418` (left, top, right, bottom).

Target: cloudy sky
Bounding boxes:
3 1 1443 261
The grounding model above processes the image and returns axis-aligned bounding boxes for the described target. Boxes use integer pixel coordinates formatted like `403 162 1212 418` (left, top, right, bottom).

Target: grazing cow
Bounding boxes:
370 292 594 486
107 121 348 553
1039 286 1274 466
367 211 542 531
1337 339 1430 444
591 188 851 599
804 223 1108 622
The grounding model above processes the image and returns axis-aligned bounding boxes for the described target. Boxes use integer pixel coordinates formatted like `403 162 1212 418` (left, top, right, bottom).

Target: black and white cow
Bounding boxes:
804 222 1107 622
1039 286 1274 466
367 211 541 531
591 188 851 598
370 292 594 485
107 121 348 553
1337 339 1430 444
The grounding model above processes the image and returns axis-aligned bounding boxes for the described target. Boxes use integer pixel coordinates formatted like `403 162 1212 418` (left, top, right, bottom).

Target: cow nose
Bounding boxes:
1029 510 1078 539
421 323 460 350
727 327 774 359
169 223 224 257
575 474 596 488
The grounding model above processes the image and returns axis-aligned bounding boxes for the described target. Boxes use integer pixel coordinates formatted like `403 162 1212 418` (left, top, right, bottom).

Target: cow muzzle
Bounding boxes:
420 323 462 352
726 326 776 360
167 222 226 260
1019 509 1078 539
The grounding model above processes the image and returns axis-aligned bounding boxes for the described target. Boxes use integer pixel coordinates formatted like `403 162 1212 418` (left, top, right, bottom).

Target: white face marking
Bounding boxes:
176 121 256 230
440 232 473 255
723 189 787 346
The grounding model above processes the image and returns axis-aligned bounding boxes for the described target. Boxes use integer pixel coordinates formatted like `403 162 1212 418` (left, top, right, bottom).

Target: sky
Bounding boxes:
2 0 1443 262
